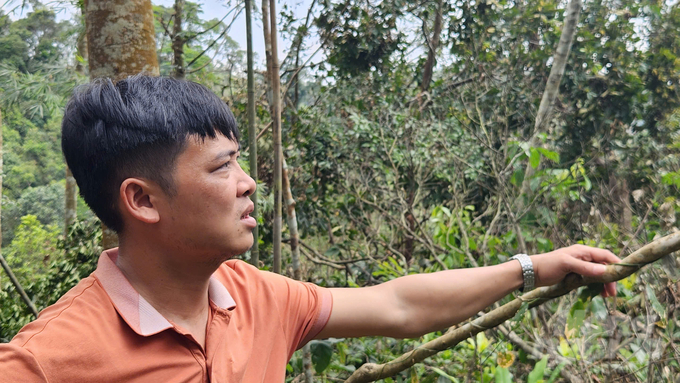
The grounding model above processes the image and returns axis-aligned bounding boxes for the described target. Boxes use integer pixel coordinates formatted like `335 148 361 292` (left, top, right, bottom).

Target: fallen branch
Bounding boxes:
344 231 680 383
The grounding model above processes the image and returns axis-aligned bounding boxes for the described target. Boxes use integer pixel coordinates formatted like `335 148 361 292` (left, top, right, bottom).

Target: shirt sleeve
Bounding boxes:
260 271 333 357
0 343 49 382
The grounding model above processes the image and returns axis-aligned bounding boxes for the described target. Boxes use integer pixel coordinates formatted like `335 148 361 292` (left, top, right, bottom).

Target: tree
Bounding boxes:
262 0 283 274
245 0 259 267
84 0 160 249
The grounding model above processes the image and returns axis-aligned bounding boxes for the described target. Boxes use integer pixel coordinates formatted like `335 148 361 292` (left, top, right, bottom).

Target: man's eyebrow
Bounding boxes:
213 149 239 162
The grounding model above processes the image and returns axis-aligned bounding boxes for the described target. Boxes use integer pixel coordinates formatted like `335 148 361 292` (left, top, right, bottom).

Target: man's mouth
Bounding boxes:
241 206 254 219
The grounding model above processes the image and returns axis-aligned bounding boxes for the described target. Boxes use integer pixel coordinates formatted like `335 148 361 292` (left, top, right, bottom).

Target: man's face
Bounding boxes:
156 134 257 262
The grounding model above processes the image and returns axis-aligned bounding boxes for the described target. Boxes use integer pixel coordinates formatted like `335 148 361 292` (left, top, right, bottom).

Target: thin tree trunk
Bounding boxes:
245 0 259 267
65 28 87 235
263 0 282 274
0 109 40 319
283 158 314 382
172 0 186 79
283 159 300 279
345 231 680 383
65 167 77 234
518 0 582 198
84 0 160 249
420 0 444 93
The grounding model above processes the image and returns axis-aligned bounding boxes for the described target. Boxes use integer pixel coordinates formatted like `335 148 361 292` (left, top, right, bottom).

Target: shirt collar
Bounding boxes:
94 248 236 337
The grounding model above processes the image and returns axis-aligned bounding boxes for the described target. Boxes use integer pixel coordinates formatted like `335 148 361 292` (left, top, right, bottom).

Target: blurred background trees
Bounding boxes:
2 0 680 381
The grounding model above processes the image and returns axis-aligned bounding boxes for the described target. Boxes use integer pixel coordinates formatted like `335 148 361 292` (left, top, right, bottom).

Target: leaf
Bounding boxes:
537 148 560 163
527 356 548 383
494 366 511 383
546 361 567 383
511 301 530 323
324 246 341 257
566 300 586 338
582 174 592 191
530 148 541 168
496 351 515 368
431 367 461 383
309 340 333 374
646 285 666 319
477 331 491 352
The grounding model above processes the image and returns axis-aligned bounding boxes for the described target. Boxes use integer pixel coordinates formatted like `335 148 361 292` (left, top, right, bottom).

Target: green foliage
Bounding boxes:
0 218 101 341
3 215 60 284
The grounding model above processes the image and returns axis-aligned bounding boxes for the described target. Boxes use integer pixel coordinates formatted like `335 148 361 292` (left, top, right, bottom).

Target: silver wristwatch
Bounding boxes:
510 254 534 292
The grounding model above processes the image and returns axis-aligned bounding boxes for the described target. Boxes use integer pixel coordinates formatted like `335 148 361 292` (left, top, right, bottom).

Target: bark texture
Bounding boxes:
246 0 259 267
420 0 444 93
64 167 77 233
84 0 160 249
66 25 88 234
345 231 680 383
84 0 160 80
283 158 314 382
171 0 186 79
263 0 283 274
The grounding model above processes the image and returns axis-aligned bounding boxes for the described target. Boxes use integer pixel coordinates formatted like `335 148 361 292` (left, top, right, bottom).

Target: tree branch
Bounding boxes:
344 231 680 383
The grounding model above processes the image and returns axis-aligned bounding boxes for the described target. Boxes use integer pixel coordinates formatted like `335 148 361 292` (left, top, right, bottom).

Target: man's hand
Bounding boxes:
531 244 621 297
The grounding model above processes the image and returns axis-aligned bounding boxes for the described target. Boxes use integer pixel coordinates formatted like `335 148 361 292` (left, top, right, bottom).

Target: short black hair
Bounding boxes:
61 75 239 233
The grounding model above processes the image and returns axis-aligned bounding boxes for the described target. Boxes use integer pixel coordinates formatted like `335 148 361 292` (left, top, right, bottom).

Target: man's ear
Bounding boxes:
119 178 161 224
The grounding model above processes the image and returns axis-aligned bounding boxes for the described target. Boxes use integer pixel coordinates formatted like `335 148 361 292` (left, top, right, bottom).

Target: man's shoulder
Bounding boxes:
11 275 117 349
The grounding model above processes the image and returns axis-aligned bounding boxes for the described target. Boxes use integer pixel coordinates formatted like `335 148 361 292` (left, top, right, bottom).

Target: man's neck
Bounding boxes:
115 240 218 347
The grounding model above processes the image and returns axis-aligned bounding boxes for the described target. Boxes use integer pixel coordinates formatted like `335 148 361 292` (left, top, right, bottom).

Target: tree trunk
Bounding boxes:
84 0 160 80
65 167 77 234
66 25 88 235
283 158 314 382
245 0 259 267
263 0 282 274
419 0 444 93
0 109 40 318
518 0 582 199
84 0 160 249
172 0 186 79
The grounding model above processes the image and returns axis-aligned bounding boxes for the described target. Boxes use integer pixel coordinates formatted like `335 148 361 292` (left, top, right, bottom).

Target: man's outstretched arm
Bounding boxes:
316 245 620 339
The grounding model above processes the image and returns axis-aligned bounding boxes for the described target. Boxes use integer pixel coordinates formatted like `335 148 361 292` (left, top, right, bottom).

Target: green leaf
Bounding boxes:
431 366 461 382
324 246 341 258
537 148 560 163
309 340 333 374
530 148 541 168
494 366 511 383
528 356 548 383
511 301 530 323
566 300 586 338
582 175 592 191
546 361 567 383
646 285 666 319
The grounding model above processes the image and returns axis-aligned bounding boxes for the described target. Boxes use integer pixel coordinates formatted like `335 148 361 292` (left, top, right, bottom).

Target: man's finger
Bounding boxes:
604 282 617 297
566 257 607 277
576 246 621 264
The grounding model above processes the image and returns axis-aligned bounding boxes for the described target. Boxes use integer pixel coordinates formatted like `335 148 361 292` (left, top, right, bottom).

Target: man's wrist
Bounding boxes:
509 254 534 292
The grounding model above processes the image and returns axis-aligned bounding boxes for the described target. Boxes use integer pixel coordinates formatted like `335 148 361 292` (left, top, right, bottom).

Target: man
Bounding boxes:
0 75 619 382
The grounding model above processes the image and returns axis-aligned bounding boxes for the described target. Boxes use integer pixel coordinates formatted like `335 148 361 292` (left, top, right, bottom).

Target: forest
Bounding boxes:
1 0 680 381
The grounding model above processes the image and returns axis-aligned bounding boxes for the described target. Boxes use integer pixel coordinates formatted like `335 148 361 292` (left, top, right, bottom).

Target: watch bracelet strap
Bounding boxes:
510 253 534 292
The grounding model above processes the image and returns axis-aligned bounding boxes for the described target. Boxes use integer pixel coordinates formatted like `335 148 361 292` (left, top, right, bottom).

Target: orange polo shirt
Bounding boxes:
0 249 333 382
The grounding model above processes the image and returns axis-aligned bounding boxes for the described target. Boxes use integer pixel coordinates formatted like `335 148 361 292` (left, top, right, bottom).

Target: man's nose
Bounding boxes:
240 173 257 197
